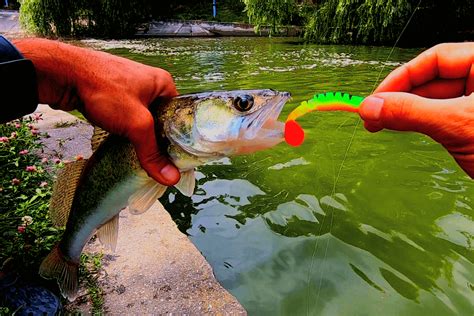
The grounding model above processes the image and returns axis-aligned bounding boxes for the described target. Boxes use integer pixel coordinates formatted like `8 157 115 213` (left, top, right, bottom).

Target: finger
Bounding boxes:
153 69 178 100
411 78 466 99
125 106 180 186
467 61 474 95
451 154 474 179
375 43 474 93
363 121 383 133
359 92 450 134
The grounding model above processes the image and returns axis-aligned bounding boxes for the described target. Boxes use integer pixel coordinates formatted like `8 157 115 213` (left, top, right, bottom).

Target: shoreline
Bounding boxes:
0 10 300 39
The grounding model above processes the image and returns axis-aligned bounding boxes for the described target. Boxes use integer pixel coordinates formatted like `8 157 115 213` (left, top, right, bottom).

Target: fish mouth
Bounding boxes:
235 91 290 154
241 91 290 140
166 90 291 158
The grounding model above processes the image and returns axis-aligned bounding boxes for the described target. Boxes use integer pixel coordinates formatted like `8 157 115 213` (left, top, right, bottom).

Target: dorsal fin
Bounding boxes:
49 159 87 226
91 126 110 152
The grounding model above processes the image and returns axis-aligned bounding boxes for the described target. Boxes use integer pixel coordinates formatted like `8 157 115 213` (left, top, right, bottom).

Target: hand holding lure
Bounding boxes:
284 92 364 146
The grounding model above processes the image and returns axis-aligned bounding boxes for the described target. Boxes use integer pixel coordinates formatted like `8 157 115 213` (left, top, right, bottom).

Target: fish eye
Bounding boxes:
233 95 254 112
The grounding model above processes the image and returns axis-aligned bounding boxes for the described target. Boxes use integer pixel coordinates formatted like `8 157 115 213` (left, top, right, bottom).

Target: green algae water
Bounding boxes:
86 38 474 315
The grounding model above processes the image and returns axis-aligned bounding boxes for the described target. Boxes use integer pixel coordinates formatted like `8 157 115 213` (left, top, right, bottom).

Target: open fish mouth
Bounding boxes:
240 91 290 140
165 89 291 157
233 91 290 155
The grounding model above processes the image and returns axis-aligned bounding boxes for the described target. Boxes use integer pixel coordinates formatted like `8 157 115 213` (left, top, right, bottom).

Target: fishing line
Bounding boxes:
305 142 337 315
306 1 423 313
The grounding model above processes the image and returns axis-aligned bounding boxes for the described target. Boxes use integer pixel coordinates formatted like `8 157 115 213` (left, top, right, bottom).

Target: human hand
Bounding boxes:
14 38 180 186
359 43 474 177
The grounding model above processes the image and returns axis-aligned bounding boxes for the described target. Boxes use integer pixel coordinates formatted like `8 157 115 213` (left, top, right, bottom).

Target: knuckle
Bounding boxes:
398 97 414 117
154 70 177 97
128 111 154 138
156 69 174 84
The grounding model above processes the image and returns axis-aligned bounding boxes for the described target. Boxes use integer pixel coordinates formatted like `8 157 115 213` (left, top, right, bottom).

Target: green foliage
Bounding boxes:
89 0 147 37
19 0 147 37
304 0 413 44
17 0 474 42
1 117 105 312
0 115 63 278
79 253 104 314
241 0 298 33
18 0 51 36
241 0 474 45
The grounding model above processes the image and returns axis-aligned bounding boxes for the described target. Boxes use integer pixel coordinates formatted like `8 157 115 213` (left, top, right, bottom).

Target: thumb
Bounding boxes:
359 92 458 136
359 92 474 178
125 108 181 186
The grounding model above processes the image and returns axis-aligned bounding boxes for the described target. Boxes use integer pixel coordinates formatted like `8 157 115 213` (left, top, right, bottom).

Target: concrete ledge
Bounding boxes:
136 20 301 37
0 9 21 37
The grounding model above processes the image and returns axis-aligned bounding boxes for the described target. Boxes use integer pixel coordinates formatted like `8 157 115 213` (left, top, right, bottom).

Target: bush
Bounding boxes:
0 114 63 279
19 0 148 38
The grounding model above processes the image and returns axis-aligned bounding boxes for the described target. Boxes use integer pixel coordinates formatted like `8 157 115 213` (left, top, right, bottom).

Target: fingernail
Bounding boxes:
361 96 384 121
161 164 179 182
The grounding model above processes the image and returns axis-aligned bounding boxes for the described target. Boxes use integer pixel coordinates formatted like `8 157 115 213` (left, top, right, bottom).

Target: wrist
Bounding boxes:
12 38 83 110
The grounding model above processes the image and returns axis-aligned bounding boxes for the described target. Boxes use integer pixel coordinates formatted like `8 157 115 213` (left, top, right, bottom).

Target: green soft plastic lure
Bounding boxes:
284 92 364 146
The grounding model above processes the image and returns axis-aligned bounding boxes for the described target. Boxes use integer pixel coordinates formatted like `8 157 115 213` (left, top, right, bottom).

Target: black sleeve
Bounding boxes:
0 35 39 123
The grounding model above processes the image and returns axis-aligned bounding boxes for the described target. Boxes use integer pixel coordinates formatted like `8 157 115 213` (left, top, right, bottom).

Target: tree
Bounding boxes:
19 0 148 37
241 0 474 45
241 0 299 34
304 0 413 45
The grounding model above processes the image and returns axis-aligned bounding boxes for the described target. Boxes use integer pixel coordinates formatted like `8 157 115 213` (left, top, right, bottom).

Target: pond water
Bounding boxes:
86 37 474 315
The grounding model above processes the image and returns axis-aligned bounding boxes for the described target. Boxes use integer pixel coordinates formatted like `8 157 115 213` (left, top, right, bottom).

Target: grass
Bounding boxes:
53 120 79 129
69 110 86 121
79 253 105 314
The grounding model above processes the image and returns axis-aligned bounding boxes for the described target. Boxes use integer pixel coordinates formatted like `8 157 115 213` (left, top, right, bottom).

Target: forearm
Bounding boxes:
0 37 89 123
12 38 156 112
12 38 86 110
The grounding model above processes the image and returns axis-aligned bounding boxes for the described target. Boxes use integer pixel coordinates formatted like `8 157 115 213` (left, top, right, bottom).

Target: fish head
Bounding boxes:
164 89 290 159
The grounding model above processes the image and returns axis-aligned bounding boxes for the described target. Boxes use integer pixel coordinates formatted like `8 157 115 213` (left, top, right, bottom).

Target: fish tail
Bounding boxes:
39 245 79 301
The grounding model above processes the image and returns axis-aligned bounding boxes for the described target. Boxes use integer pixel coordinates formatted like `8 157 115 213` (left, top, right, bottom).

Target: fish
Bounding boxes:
39 89 290 300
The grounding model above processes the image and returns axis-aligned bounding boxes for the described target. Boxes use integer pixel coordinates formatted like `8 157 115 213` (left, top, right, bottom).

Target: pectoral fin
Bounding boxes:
49 159 88 226
97 214 119 251
174 169 196 197
128 177 167 215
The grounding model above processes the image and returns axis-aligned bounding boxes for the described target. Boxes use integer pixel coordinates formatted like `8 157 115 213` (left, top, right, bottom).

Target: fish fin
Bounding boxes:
97 215 119 251
49 159 88 227
91 126 110 152
39 245 79 301
174 169 196 197
128 178 167 215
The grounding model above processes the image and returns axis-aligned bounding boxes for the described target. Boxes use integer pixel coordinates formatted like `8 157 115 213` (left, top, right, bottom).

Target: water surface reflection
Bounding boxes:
93 38 474 314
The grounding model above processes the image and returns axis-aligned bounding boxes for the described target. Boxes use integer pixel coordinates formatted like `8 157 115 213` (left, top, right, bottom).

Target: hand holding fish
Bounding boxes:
359 42 474 177
36 89 289 301
13 38 181 185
